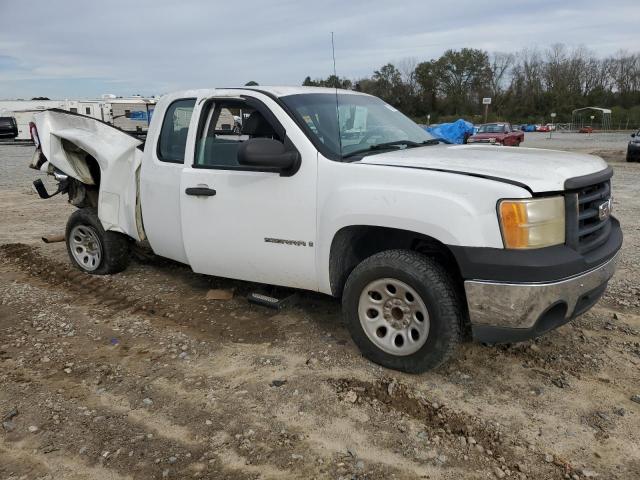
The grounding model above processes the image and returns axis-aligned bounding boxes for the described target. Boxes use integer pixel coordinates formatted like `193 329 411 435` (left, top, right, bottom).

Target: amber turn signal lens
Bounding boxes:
498 197 565 249
499 201 529 248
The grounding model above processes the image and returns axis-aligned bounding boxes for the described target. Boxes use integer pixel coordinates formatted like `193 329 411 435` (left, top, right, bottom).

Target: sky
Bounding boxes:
0 0 638 99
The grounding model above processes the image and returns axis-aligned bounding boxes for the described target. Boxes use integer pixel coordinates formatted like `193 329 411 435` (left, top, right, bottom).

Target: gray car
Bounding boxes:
627 130 640 162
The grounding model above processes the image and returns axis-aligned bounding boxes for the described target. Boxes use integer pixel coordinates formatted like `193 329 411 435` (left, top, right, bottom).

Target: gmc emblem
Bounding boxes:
598 199 612 221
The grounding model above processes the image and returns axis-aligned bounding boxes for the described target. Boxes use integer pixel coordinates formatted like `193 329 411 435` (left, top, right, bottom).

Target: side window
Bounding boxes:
158 98 196 163
194 99 282 168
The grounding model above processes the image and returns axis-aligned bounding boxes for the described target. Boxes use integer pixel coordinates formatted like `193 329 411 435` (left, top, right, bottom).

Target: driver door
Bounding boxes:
179 96 319 290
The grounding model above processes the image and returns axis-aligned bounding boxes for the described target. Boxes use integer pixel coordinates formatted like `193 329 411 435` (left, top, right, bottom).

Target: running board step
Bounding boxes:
248 292 298 310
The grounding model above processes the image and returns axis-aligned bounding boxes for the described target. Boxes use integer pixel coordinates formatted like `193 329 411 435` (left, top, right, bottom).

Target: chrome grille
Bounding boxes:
566 180 612 253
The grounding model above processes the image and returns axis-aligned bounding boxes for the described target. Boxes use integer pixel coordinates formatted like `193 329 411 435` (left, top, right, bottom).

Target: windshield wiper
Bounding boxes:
342 139 441 160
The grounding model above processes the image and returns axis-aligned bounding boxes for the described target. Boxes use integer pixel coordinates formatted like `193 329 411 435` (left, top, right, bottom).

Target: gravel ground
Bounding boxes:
1 143 639 480
521 131 632 153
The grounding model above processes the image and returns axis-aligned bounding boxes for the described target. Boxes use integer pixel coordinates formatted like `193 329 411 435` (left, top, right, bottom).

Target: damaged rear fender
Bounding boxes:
33 109 145 241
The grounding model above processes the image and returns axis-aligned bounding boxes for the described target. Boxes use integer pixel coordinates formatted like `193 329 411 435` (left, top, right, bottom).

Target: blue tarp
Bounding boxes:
128 111 148 121
425 119 475 144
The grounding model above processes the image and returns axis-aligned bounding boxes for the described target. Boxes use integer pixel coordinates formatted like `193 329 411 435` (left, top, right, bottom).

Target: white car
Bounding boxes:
29 86 622 373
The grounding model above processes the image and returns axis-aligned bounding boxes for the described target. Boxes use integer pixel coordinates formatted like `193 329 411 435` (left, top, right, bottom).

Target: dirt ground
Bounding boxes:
1 142 639 480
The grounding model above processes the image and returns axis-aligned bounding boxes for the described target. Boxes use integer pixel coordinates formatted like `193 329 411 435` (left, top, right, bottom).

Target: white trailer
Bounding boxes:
107 98 156 134
1 96 157 141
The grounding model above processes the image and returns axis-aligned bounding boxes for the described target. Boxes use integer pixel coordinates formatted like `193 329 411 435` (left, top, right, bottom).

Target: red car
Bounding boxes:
467 122 524 146
579 126 594 134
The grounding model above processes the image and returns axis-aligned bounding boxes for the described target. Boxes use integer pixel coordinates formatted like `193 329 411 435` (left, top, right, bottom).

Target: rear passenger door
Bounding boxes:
179 94 319 290
140 97 197 264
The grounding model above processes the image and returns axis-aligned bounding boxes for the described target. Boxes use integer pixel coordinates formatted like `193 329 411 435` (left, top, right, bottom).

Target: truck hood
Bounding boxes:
359 144 608 193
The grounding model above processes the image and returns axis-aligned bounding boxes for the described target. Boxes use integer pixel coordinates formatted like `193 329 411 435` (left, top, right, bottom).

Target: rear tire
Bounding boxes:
342 250 462 373
65 208 130 275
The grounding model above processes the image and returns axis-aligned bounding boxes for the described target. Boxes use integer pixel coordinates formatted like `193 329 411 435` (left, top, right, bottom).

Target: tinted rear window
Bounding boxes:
158 99 196 163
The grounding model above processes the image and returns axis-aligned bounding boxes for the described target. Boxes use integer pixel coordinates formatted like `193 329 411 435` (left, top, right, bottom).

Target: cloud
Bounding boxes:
0 0 638 98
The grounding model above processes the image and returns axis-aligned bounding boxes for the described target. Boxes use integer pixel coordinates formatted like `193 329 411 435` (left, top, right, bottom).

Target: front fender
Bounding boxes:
316 160 530 294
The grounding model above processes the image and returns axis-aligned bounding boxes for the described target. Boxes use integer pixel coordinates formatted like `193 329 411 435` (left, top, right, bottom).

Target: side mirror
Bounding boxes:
632 133 636 138
238 138 300 173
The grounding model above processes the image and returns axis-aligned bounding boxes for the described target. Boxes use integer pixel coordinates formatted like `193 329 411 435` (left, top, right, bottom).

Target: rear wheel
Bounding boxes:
342 250 462 373
65 208 130 275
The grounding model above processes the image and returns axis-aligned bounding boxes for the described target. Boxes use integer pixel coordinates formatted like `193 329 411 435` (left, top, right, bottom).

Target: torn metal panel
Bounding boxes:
33 109 145 241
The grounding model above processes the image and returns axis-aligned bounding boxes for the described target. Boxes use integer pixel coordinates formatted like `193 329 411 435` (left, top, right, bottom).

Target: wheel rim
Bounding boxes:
69 225 102 271
358 278 430 356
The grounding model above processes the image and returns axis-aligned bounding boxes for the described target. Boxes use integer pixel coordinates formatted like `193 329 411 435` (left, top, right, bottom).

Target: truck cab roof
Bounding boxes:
165 86 369 99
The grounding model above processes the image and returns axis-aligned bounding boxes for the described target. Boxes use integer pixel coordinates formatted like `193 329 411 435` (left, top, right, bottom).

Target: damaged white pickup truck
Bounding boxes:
29 86 622 373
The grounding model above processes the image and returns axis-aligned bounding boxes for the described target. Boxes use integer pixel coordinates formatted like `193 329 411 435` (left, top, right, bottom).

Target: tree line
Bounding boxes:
302 44 640 128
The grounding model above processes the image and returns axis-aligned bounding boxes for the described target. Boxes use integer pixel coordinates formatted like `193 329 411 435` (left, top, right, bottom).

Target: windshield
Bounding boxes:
280 93 436 159
477 124 505 133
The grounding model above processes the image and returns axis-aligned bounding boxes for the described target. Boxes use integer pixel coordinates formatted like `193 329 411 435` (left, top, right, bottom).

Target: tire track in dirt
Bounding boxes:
0 250 394 479
332 377 579 479
0 438 135 480
0 314 301 478
0 367 216 479
0 249 456 479
3 242 636 479
0 242 292 345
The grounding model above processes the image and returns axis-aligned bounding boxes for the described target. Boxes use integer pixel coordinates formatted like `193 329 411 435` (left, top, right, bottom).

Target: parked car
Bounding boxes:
579 126 594 134
627 131 640 162
0 116 18 139
467 122 524 146
29 87 621 373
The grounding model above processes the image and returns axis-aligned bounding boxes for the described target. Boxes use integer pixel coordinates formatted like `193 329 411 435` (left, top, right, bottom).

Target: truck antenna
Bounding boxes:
331 32 343 157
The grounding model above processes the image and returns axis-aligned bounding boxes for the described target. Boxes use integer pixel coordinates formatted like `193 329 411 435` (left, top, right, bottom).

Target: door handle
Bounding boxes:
185 187 217 196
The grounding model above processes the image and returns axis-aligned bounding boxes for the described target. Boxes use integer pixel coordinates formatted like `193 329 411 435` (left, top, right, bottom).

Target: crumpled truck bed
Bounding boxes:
33 109 145 241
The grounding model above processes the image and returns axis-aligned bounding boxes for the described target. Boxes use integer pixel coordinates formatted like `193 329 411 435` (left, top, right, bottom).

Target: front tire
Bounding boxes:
342 250 462 373
65 208 130 275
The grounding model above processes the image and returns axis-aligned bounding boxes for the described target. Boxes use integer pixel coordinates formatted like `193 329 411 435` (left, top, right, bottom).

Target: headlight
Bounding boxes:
498 196 565 249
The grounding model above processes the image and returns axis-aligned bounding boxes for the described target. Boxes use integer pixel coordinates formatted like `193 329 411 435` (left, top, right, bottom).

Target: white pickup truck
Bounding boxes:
29 86 622 373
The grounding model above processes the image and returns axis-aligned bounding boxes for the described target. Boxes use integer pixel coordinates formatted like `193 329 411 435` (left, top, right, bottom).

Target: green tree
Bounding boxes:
301 75 352 89
414 60 438 115
434 48 491 115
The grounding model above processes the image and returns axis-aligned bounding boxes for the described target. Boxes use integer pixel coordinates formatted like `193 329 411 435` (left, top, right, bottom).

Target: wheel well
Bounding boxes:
60 139 101 209
329 226 468 331
60 139 101 186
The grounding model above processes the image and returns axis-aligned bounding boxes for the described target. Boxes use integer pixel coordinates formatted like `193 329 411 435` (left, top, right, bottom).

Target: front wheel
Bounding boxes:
65 208 130 275
342 250 462 373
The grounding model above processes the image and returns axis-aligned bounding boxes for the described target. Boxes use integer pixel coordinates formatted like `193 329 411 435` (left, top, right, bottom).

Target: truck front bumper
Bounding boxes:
465 253 618 343
449 217 622 343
